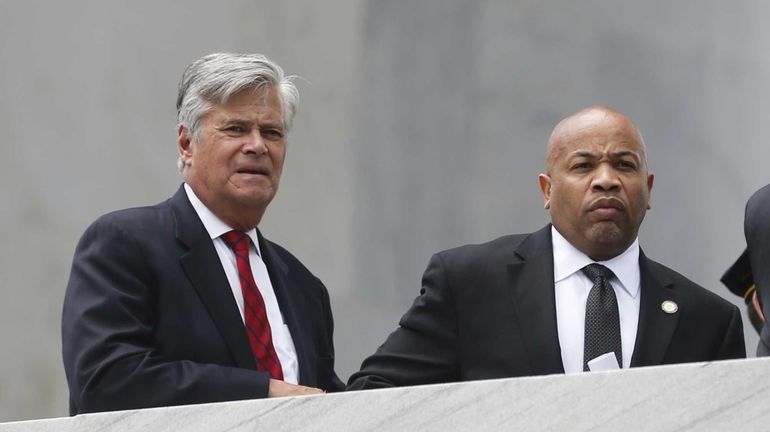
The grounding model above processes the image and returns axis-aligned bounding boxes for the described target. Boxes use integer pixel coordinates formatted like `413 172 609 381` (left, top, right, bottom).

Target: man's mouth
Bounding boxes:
235 167 269 176
587 197 624 218
588 197 624 211
590 208 621 219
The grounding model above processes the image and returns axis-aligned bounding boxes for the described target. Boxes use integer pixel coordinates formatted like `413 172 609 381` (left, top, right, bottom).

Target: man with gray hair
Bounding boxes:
62 53 344 415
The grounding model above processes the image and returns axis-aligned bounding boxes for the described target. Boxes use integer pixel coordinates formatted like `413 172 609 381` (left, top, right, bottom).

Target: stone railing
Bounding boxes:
2 357 768 431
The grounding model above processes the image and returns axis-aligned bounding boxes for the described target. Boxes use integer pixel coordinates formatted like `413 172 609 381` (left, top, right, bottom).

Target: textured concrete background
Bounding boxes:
0 0 766 421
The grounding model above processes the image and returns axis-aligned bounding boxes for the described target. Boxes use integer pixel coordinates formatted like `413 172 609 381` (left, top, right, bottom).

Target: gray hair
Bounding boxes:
176 53 299 171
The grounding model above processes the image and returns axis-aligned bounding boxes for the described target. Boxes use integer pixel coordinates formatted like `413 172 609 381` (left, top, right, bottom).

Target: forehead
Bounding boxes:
549 111 645 161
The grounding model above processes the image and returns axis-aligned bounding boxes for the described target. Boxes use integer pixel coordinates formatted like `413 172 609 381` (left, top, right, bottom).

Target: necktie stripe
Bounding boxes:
243 302 269 329
245 325 273 350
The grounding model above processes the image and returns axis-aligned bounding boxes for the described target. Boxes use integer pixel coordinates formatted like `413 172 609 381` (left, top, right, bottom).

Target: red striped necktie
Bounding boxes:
221 230 284 380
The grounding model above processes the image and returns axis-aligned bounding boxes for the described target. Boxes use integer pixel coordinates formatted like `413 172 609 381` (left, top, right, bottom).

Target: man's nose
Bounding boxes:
591 164 621 192
242 132 268 155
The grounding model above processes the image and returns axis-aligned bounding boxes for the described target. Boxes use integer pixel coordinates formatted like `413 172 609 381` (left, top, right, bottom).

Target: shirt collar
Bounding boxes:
184 183 261 255
551 225 640 298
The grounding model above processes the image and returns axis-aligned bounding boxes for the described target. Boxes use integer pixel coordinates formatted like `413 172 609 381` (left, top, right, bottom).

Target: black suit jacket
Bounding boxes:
348 225 745 389
745 184 770 356
62 186 344 415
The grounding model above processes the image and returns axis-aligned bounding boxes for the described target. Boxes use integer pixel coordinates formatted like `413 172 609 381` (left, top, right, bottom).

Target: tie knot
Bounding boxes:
221 230 250 253
582 263 614 283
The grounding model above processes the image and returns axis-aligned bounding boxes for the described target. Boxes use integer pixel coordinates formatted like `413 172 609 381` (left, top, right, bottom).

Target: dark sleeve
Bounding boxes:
318 280 346 392
347 252 459 390
62 218 269 415
715 304 747 360
745 185 770 349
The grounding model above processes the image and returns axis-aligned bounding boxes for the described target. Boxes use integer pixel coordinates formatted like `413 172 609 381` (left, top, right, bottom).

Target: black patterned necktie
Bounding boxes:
582 263 622 371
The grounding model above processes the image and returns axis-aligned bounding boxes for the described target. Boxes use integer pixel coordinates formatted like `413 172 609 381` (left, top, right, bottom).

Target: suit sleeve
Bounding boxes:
744 185 770 354
62 218 269 415
715 304 747 360
317 280 346 392
347 252 459 390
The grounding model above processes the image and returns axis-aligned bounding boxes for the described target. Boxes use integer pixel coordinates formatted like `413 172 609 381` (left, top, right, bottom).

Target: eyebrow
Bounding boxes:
217 116 250 125
218 117 285 130
567 150 641 160
610 150 641 161
569 151 596 159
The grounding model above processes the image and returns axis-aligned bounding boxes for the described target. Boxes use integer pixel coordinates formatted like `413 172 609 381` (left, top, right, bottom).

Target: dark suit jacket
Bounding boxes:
348 225 745 389
62 185 344 415
745 184 770 356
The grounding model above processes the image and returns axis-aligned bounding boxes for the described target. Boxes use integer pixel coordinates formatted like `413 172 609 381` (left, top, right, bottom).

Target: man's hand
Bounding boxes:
268 379 325 397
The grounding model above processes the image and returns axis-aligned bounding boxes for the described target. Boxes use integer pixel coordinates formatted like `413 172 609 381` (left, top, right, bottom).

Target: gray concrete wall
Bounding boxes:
0 358 770 432
0 0 765 421
3 358 769 431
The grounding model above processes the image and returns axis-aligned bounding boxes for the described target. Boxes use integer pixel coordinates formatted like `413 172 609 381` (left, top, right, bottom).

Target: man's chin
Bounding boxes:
229 188 275 209
583 222 638 258
587 222 625 245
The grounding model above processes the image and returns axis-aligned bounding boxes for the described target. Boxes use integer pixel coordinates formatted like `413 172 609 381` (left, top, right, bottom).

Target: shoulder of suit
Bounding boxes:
261 236 292 260
645 257 738 310
434 233 529 263
748 183 770 205
746 183 770 227
82 197 175 238
260 236 319 278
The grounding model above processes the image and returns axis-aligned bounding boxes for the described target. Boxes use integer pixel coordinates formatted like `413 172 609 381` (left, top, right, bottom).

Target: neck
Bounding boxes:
184 181 266 231
214 207 264 232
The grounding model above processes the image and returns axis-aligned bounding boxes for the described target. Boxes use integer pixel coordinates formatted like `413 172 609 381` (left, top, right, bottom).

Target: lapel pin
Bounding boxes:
661 300 678 314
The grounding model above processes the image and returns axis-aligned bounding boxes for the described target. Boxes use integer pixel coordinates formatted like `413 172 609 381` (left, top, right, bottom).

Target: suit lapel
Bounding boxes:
630 252 680 367
508 225 565 375
171 186 256 370
258 232 312 384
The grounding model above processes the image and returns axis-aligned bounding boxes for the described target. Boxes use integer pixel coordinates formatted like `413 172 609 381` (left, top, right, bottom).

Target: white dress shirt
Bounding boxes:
551 226 640 373
184 183 299 384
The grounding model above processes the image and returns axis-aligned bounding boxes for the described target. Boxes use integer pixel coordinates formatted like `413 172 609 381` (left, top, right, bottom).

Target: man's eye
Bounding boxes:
261 129 284 140
225 126 246 134
616 160 636 170
572 162 592 170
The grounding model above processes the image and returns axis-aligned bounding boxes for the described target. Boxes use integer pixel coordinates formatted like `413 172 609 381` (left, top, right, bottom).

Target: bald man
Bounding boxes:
348 106 745 390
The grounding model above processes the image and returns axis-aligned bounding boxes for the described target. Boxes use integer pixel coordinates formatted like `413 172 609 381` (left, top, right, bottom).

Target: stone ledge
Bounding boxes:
2 357 768 432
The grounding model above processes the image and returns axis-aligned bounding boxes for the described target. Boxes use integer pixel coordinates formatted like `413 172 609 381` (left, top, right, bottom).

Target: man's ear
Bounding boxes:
178 124 193 168
646 171 655 209
538 173 552 209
